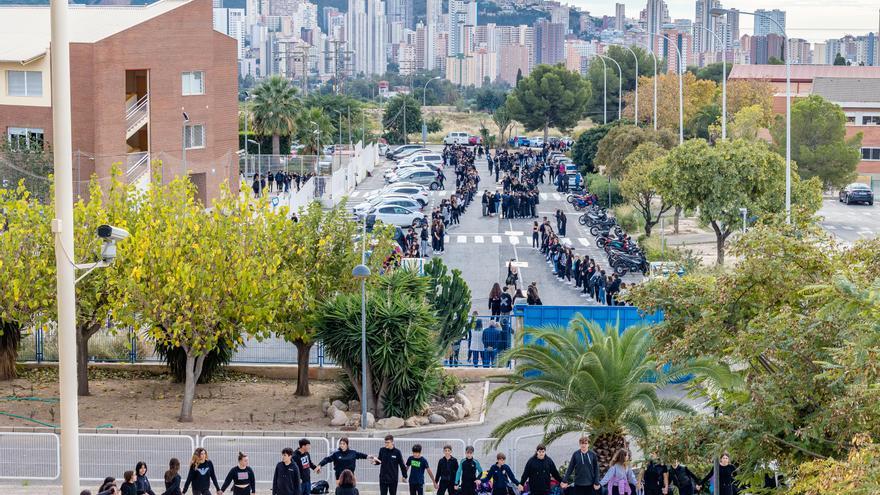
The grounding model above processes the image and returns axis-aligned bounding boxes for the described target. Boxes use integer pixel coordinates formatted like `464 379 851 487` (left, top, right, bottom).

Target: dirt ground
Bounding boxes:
0 368 485 431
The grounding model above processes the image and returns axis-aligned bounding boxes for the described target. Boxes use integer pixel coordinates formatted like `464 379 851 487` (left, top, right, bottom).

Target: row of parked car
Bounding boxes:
508 135 573 148
352 145 440 229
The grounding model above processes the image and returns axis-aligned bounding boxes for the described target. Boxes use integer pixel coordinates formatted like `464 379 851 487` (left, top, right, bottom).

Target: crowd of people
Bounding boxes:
80 437 746 495
248 170 313 198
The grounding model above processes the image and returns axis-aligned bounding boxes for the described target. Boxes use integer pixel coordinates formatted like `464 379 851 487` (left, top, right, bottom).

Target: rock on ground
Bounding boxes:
330 410 348 426
428 413 447 424
332 400 349 411
376 416 405 430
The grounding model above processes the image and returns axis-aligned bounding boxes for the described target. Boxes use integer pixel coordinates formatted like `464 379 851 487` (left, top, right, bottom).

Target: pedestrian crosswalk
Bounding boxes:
347 189 572 201
423 234 596 247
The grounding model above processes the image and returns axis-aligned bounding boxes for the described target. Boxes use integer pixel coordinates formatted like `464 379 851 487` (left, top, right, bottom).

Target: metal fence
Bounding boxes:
202 436 331 486
240 154 349 178
344 438 467 486
0 432 59 480
79 434 196 482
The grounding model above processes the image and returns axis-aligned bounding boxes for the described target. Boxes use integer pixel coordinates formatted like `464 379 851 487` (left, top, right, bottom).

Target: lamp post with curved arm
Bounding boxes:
693 24 728 139
610 44 639 124
713 7 790 224
636 43 659 130
598 54 623 121
655 33 684 144
422 76 442 145
595 55 607 125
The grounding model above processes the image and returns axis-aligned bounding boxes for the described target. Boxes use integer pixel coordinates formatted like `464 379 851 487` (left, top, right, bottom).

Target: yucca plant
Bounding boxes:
487 314 739 472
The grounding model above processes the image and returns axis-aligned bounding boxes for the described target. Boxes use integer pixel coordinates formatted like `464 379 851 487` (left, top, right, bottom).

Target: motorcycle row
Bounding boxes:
572 194 649 276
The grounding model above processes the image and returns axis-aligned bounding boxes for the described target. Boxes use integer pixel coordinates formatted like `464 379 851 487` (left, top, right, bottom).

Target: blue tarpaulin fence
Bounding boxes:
514 304 663 331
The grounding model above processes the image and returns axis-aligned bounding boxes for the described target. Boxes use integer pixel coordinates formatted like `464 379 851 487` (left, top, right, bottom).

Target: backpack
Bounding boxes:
311 481 330 494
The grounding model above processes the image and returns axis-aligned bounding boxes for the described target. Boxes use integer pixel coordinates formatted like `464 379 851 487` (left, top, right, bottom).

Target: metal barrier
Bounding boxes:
512 432 583 476
201 436 331 486
443 316 516 368
0 432 59 480
341 437 466 485
471 437 515 469
79 433 196 482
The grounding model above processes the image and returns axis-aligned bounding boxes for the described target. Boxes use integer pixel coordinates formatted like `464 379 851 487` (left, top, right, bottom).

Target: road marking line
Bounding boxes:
474 235 484 243
350 191 361 197
438 190 448 197
552 193 562 200
457 235 467 243
578 237 590 246
445 235 450 243
824 224 837 230
539 193 548 200
504 230 524 236
841 225 855 230
509 236 520 245
492 235 502 243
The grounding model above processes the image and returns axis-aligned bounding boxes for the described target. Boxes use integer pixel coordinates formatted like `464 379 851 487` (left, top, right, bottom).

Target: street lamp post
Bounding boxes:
352 259 372 430
595 56 608 125
611 44 639 124
334 109 343 146
714 7 790 223
247 139 262 176
598 54 623 121
50 0 82 491
694 25 728 139
182 111 190 178
656 34 685 145
422 76 442 145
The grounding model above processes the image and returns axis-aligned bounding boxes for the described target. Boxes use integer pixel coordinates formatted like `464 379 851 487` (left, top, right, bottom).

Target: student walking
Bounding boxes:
374 435 408 495
183 448 220 495
599 449 637 495
406 445 436 495
561 437 600 495
319 438 373 480
518 445 563 495
435 445 459 495
532 221 540 248
162 459 182 495
273 448 302 495
221 452 256 495
483 453 519 495
135 462 157 495
454 446 483 495
293 439 322 495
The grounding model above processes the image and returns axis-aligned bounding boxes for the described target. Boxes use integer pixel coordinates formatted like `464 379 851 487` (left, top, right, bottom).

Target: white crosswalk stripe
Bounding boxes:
510 236 520 245
492 235 502 243
539 193 548 200
552 193 562 200
438 190 448 197
457 235 467 243
841 225 855 231
823 224 837 230
578 237 590 246
445 235 450 243
350 191 361 197
474 235 484 243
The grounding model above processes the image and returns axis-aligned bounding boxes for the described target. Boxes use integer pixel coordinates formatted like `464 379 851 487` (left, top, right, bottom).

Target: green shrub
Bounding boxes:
585 174 623 207
612 204 644 233
436 372 462 398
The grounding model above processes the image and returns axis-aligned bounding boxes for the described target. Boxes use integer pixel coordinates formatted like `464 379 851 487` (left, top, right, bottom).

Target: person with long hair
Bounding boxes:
526 283 542 305
599 449 637 495
488 283 502 320
221 452 256 495
135 462 157 495
162 459 181 495
183 448 220 495
699 453 738 495
319 438 373 481
335 470 359 495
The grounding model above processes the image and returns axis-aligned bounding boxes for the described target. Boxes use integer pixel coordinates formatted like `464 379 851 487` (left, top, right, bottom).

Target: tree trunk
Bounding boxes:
272 134 281 155
293 339 312 397
0 320 21 380
76 321 103 396
592 432 628 474
543 124 549 143
673 206 682 234
179 351 206 422
711 221 731 266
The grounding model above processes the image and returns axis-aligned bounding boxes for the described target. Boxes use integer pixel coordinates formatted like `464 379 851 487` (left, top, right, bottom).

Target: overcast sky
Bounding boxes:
568 0 878 43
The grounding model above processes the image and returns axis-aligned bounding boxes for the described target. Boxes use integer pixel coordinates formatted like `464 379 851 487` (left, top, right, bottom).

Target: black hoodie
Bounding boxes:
519 455 562 495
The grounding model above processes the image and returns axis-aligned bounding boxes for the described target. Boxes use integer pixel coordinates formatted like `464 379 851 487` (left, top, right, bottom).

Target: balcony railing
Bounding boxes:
126 151 149 184
125 93 149 139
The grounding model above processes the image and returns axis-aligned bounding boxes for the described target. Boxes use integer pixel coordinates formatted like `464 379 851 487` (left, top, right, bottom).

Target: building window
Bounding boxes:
846 115 856 124
184 124 205 149
6 71 43 97
862 115 880 125
182 71 205 95
7 127 45 149
862 147 880 161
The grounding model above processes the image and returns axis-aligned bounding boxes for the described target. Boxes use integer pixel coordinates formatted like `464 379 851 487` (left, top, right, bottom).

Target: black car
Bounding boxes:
839 183 874 205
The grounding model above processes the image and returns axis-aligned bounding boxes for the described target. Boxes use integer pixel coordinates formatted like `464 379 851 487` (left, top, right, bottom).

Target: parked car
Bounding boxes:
354 195 424 215
468 135 482 146
386 168 442 190
530 137 544 148
366 205 427 229
387 144 425 159
508 136 530 147
385 164 436 182
365 184 429 206
444 131 470 145
385 162 443 180
378 143 389 156
839 182 875 205
398 153 443 168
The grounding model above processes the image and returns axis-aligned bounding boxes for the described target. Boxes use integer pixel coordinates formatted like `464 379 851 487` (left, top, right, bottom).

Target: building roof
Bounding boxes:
812 77 880 104
729 64 880 82
0 0 192 63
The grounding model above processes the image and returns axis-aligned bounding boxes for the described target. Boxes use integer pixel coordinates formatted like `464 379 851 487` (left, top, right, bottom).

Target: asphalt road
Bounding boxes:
818 198 880 246
351 146 643 311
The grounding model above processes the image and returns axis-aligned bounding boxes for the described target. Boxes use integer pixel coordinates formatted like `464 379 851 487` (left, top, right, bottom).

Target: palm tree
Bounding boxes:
251 75 300 155
487 315 739 472
294 107 336 155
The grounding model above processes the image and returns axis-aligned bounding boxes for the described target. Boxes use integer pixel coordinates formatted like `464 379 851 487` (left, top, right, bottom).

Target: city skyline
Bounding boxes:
571 0 877 43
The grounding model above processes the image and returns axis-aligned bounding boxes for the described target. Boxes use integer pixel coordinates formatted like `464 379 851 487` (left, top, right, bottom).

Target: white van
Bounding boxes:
443 132 470 145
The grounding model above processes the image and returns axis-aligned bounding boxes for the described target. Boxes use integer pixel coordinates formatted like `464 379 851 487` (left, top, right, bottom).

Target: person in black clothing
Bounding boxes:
668 461 699 495
641 454 668 495
183 448 220 495
482 453 519 495
335 470 359 495
435 445 458 495
273 448 302 495
221 452 256 495
455 446 483 495
488 283 502 320
122 471 139 495
293 439 322 495
699 453 739 495
518 444 563 495
320 438 374 481
136 462 158 495
562 437 600 495
162 459 181 495
499 287 513 316
373 435 408 495
406 444 436 495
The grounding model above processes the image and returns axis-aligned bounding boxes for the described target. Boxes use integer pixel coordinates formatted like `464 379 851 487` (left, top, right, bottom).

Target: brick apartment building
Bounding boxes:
729 64 880 183
0 0 239 203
